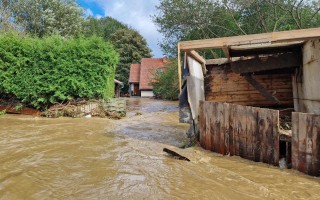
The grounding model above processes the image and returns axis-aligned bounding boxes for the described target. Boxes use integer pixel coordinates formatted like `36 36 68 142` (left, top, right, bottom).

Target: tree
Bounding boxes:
153 0 320 57
110 28 152 92
82 16 128 39
83 17 152 93
13 0 83 37
0 0 18 32
152 59 179 100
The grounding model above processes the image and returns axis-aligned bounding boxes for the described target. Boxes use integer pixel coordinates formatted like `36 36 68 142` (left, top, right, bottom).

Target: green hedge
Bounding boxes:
0 33 119 109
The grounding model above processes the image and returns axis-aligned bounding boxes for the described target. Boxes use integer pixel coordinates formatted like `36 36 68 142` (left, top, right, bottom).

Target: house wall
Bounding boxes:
141 90 154 97
293 39 320 114
205 66 294 107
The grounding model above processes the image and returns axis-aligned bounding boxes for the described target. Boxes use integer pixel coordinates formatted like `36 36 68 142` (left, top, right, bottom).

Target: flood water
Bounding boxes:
1 98 320 199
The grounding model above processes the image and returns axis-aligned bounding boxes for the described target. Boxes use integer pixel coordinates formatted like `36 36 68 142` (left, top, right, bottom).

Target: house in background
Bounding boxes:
129 57 167 97
129 64 141 96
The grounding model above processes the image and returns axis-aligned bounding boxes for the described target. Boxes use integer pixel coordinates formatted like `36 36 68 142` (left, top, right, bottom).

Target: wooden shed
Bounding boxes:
178 28 320 176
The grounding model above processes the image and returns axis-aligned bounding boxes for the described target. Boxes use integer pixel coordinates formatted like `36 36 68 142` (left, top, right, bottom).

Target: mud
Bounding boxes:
0 98 319 199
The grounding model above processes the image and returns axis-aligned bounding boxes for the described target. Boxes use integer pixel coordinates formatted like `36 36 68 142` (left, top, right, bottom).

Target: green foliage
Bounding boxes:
110 28 152 92
154 0 320 57
0 110 6 116
0 33 119 109
82 17 152 93
15 103 23 111
82 16 128 39
4 0 84 37
0 0 18 32
152 59 179 100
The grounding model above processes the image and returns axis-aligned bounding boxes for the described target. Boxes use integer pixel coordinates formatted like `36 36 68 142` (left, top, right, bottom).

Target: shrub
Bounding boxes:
0 33 118 109
152 59 179 100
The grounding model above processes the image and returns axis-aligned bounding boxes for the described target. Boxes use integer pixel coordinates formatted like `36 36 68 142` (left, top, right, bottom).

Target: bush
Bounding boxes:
152 59 179 100
0 33 118 109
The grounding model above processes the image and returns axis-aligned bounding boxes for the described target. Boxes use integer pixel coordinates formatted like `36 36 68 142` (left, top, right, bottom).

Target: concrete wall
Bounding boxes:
101 98 126 116
293 39 320 114
141 90 154 97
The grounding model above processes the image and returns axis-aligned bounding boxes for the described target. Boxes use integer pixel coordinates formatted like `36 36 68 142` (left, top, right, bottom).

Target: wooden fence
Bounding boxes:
292 112 320 176
199 101 280 166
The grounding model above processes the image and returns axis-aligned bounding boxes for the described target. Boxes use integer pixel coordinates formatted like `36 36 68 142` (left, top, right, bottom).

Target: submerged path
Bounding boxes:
0 98 320 199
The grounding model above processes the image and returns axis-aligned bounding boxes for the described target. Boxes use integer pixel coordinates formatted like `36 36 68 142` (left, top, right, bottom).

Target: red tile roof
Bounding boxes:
139 58 166 90
129 64 141 83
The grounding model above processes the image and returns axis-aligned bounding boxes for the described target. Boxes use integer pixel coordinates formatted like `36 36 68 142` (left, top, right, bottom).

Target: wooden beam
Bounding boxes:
186 50 207 74
231 53 301 73
222 47 230 60
187 50 206 64
230 44 301 57
243 74 281 104
179 27 320 50
206 58 230 65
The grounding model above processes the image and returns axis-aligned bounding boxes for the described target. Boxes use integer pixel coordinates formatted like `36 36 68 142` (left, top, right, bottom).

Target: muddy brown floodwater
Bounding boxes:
1 98 320 199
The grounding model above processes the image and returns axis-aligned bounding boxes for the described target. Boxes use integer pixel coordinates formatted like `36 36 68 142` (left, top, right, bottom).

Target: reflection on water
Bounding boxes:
0 98 320 199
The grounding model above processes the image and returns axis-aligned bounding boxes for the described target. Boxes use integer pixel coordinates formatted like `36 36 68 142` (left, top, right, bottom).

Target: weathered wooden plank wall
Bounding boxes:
199 101 280 165
205 66 293 107
292 112 320 176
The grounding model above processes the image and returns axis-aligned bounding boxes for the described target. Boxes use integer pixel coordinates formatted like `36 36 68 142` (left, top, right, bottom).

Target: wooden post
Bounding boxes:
178 43 182 94
292 112 299 170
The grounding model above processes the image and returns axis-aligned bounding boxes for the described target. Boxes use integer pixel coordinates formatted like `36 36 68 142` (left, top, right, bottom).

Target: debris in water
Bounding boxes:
135 112 142 116
163 148 190 161
279 157 287 169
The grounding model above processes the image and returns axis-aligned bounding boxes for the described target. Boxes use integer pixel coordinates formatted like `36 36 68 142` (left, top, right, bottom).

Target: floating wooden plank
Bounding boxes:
163 148 190 161
179 27 320 50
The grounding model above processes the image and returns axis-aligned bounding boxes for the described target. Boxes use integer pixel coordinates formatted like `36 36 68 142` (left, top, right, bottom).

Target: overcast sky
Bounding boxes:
77 0 163 58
